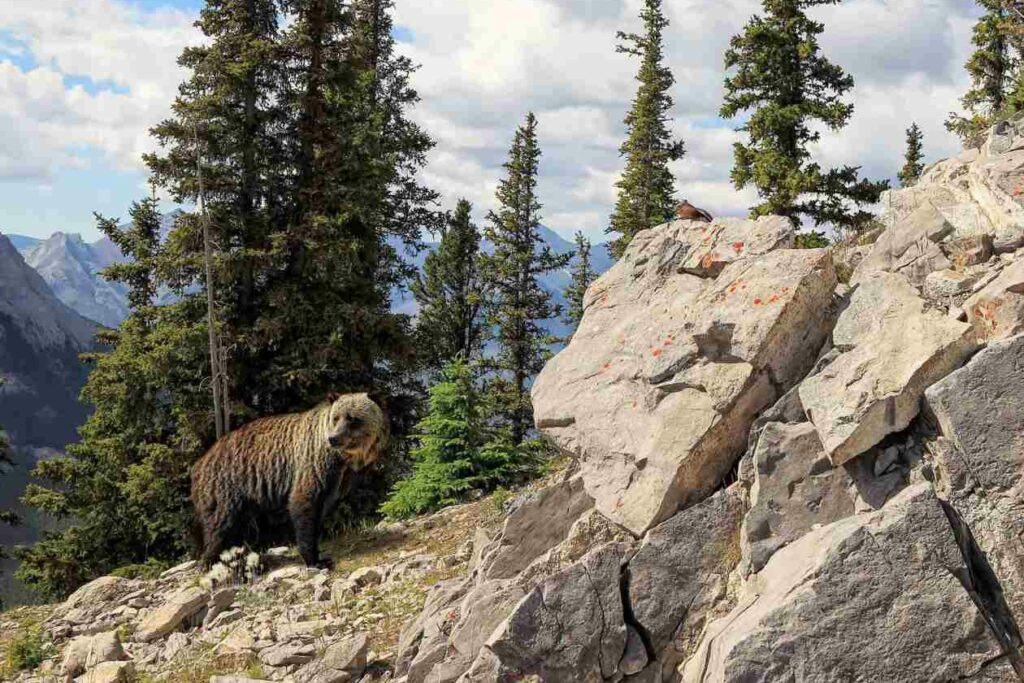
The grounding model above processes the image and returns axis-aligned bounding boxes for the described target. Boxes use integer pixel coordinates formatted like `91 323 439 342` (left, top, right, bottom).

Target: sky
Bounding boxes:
0 0 982 243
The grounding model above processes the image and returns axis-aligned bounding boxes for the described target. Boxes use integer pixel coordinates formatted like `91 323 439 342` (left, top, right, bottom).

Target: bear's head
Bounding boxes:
325 392 387 470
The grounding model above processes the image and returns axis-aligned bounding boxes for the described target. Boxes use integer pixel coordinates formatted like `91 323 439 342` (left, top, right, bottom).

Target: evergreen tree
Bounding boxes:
563 231 595 333
607 0 686 259
898 123 926 188
480 113 570 445
18 204 210 599
381 357 517 518
413 199 483 373
720 0 888 234
947 1 1020 145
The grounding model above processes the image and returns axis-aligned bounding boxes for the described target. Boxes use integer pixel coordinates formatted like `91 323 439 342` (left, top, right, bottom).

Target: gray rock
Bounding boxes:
628 488 744 671
163 632 189 661
259 641 316 667
478 475 593 581
800 272 977 465
533 223 836 534
293 633 368 683
851 202 953 285
742 422 856 573
134 586 209 642
77 660 134 683
681 485 1006 683
347 566 384 589
394 579 468 681
475 543 630 682
926 333 1024 623
619 626 648 676
964 258 1024 342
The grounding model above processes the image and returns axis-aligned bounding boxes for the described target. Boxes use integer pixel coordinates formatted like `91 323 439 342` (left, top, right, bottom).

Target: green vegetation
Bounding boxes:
721 0 887 237
413 198 484 375
3 627 48 674
480 113 570 447
899 123 926 188
381 358 539 519
607 0 686 259
947 1 1024 146
563 232 596 335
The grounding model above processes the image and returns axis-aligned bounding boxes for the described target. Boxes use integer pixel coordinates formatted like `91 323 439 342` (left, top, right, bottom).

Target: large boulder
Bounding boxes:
533 217 836 534
477 474 593 581
963 257 1024 342
851 202 953 286
463 543 630 682
628 487 745 672
926 333 1024 623
682 485 1010 683
800 272 977 465
741 421 858 573
134 586 209 643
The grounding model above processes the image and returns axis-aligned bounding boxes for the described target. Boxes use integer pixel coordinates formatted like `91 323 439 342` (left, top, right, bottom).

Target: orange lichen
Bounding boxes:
732 241 745 254
652 348 663 357
753 297 763 305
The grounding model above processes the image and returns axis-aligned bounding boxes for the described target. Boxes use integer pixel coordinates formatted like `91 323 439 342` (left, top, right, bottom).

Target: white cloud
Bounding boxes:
0 0 986 243
0 0 194 180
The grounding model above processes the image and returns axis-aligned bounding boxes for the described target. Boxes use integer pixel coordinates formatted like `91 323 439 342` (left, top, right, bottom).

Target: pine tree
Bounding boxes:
720 0 888 234
563 232 595 333
947 1 1019 145
18 204 210 598
413 199 483 373
381 358 497 518
607 0 686 259
898 123 926 188
480 113 570 446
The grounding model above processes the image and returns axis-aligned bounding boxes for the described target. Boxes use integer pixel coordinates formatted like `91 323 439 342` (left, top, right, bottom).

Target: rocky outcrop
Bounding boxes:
800 272 978 465
532 217 837 534
683 485 1009 682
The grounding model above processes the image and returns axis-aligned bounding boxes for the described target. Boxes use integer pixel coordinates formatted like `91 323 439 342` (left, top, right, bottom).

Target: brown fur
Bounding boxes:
675 200 713 223
191 393 386 567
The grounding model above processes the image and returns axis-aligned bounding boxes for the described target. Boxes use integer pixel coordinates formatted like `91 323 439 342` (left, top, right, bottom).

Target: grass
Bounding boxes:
1 626 49 677
111 558 172 581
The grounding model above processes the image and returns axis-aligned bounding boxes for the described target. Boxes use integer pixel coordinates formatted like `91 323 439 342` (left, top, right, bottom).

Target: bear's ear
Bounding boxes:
325 391 341 404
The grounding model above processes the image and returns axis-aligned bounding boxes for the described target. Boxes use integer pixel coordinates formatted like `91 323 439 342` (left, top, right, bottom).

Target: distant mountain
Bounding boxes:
0 234 98 602
5 235 41 252
390 227 614 341
24 233 129 328
0 233 96 446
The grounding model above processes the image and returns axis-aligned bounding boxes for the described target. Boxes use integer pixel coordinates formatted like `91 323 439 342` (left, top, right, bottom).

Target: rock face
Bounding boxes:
532 217 837 534
683 485 1008 683
800 272 977 465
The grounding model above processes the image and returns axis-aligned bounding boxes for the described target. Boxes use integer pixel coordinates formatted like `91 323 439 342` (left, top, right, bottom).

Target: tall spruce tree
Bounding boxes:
563 231 595 333
721 0 888 234
413 199 483 372
898 123 926 188
947 1 1019 145
480 113 570 446
607 0 686 259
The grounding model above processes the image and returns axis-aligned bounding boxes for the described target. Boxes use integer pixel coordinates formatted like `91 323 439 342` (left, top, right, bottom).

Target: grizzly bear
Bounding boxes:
191 392 387 567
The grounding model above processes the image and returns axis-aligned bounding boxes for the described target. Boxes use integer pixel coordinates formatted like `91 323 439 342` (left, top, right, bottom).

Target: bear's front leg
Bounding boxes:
288 488 324 568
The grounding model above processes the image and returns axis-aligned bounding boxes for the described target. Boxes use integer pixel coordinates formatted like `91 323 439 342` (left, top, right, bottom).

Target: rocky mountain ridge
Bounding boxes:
13 117 1024 682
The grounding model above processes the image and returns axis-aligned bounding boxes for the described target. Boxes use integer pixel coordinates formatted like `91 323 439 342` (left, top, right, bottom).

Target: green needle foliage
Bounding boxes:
381 358 497 518
721 0 888 236
899 123 926 188
563 231 595 335
947 1 1024 146
413 199 483 374
18 200 209 599
480 113 570 446
607 0 686 259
